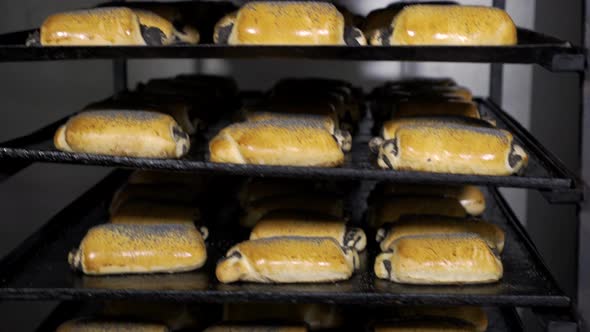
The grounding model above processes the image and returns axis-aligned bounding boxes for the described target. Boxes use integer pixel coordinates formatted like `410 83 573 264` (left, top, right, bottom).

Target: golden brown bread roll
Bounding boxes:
209 120 347 167
371 5 517 46
240 194 344 228
371 183 485 216
69 224 207 275
396 306 488 332
110 200 202 229
376 216 505 253
250 211 366 251
56 318 169 332
368 196 467 228
216 237 359 283
375 234 503 284
394 100 481 119
213 2 365 45
54 111 190 158
373 320 476 332
34 7 199 46
375 123 528 175
204 326 307 332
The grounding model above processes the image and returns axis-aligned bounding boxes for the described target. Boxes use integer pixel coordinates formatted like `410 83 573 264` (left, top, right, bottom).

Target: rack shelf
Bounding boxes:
0 98 581 202
0 29 584 72
0 170 570 307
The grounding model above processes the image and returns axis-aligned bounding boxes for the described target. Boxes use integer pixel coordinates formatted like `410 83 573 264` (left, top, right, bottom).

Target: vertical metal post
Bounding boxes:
113 59 128 94
490 0 506 105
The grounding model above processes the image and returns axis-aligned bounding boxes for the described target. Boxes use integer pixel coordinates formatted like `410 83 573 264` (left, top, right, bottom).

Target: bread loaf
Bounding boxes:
213 2 365 45
375 234 503 284
250 211 366 251
69 224 207 275
376 216 505 253
54 111 190 158
209 120 347 166
368 196 467 228
372 5 517 46
216 237 359 283
376 123 528 175
56 318 169 332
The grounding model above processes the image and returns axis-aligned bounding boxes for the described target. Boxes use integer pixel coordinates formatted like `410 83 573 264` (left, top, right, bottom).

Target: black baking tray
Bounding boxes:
0 170 570 307
0 98 582 202
34 301 524 332
0 28 584 72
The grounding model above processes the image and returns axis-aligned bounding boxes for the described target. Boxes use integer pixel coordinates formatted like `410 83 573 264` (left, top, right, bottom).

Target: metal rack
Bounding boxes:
0 0 585 331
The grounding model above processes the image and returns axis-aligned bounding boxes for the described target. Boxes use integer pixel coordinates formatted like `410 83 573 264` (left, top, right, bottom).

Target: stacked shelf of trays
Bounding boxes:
0 1 585 331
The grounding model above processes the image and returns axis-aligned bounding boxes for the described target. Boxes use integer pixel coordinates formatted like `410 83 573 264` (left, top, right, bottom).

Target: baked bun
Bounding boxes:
394 100 481 119
213 2 365 45
240 194 344 228
216 237 359 283
68 224 207 275
238 178 337 208
34 7 199 46
368 196 467 228
372 5 517 46
371 183 486 216
204 326 307 332
250 211 366 251
109 183 202 213
375 123 528 175
375 234 503 284
376 216 505 253
110 200 202 228
54 111 190 158
56 318 169 332
396 306 487 332
209 120 346 166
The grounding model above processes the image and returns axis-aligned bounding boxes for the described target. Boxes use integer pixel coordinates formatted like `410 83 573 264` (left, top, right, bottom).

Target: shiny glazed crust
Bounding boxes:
54 111 190 158
374 234 503 284
216 237 359 283
56 318 169 332
387 5 517 46
377 216 505 253
68 224 207 275
368 196 467 228
250 211 366 251
209 120 345 166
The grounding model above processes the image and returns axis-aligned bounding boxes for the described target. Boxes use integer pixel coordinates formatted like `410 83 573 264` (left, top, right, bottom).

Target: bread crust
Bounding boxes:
375 234 503 284
69 224 207 275
55 111 190 158
216 237 359 283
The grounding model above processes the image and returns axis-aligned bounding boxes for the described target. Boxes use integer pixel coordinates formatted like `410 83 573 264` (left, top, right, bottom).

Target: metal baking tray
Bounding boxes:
0 170 570 307
0 28 584 72
34 301 524 332
0 98 582 202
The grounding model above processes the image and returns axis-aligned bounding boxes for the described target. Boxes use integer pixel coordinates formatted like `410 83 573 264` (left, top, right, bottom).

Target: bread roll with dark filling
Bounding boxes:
368 196 467 228
371 183 485 216
34 7 198 46
376 216 505 253
204 326 307 332
396 306 488 332
209 120 347 166
216 237 359 283
372 5 517 46
375 234 503 284
56 318 169 332
250 211 366 251
54 111 190 158
376 123 528 175
213 2 365 45
69 224 207 275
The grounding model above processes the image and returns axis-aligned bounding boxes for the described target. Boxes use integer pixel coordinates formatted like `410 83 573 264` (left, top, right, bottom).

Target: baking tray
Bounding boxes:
33 301 524 332
0 170 570 307
0 28 584 72
0 98 582 202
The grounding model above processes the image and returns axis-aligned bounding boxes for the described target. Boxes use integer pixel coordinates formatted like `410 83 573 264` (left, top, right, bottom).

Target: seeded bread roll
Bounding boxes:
250 211 366 251
54 111 190 158
376 216 505 253
68 224 207 275
33 7 199 46
213 2 365 46
372 5 517 46
240 194 344 228
368 196 467 228
204 326 307 332
56 318 169 332
371 183 486 216
396 306 488 332
375 234 503 284
376 123 528 175
209 120 347 167
216 237 359 283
